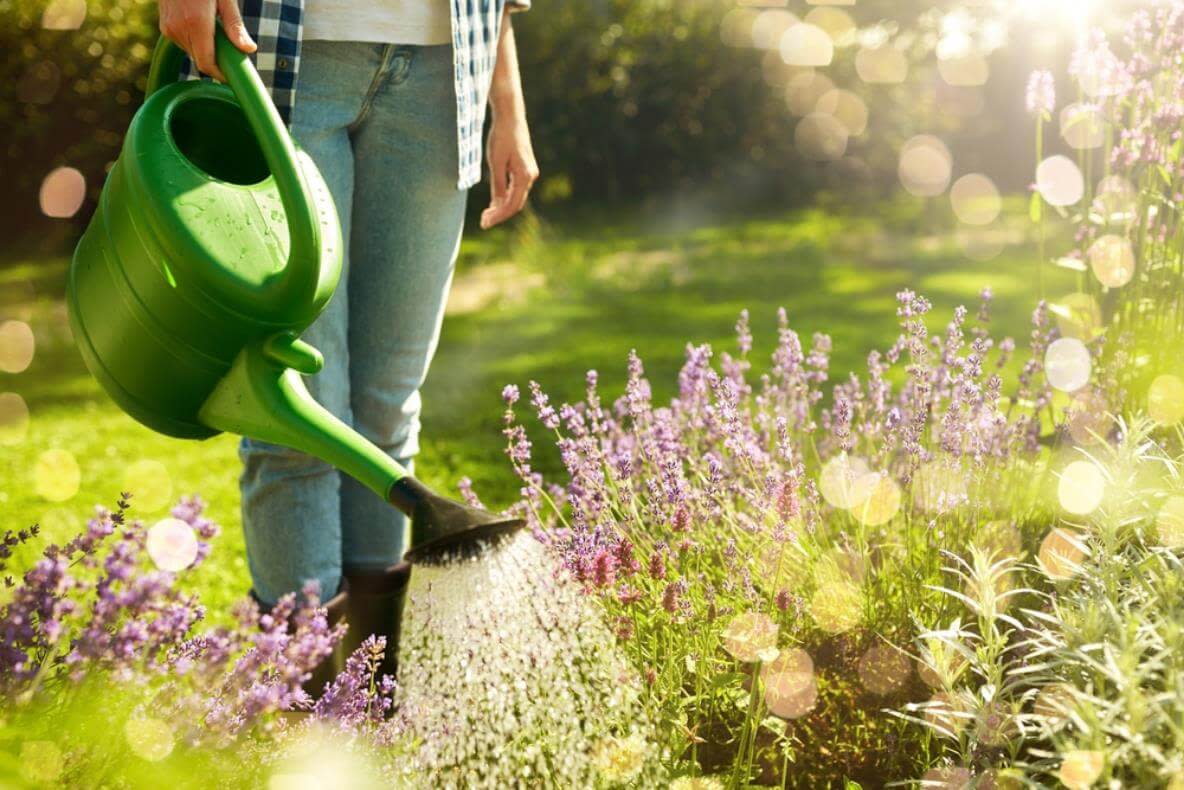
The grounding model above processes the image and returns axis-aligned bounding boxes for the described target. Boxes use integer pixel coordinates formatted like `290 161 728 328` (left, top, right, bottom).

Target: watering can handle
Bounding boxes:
145 29 323 320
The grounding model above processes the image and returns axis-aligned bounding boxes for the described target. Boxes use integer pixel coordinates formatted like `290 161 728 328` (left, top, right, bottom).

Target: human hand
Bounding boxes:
159 0 256 83
480 116 539 229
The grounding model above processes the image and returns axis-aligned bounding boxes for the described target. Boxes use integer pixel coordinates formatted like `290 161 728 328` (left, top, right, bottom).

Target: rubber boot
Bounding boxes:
340 561 411 683
250 581 350 700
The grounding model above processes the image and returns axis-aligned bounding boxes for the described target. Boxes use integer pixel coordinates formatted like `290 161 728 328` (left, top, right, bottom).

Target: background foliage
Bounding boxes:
1 0 1075 255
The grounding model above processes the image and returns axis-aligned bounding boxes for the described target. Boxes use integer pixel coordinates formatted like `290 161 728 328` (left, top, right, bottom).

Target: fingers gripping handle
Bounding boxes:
145 28 324 322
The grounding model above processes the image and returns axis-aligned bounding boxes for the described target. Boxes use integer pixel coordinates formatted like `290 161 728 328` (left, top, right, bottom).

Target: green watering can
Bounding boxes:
68 30 522 563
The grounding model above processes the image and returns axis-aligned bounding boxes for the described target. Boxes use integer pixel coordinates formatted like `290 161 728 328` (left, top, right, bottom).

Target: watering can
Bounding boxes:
67 29 522 563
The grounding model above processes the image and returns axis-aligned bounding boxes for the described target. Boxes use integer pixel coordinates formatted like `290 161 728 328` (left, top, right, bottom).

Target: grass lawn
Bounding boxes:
0 199 1074 615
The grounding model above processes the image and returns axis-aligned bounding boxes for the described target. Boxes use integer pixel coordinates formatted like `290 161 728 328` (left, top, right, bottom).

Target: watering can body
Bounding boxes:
70 36 340 439
68 31 523 563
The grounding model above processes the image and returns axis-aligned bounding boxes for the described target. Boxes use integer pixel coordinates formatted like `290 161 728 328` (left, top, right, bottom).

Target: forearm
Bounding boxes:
489 11 526 125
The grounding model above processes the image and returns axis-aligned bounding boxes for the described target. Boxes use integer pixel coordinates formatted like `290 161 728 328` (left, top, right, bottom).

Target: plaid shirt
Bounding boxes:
190 0 529 189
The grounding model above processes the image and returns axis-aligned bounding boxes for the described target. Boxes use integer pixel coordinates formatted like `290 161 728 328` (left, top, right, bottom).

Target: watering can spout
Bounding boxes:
197 334 523 564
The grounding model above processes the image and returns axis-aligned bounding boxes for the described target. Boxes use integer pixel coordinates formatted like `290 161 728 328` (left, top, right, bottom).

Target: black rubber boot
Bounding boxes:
251 581 350 700
341 561 411 683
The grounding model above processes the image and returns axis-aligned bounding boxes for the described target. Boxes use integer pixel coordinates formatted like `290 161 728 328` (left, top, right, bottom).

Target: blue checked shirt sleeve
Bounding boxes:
177 0 302 125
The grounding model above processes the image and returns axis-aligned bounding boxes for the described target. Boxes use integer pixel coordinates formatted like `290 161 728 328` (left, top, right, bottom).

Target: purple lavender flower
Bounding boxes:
1025 69 1055 115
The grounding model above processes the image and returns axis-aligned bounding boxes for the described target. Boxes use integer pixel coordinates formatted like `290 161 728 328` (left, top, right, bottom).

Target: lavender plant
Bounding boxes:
0 490 656 788
0 494 402 786
1032 4 1184 401
505 289 1071 785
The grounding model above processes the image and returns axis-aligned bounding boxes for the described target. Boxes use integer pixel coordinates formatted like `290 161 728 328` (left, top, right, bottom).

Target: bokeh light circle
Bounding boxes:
39 167 87 219
0 393 30 445
794 113 848 161
1058 460 1105 515
751 10 799 51
810 580 863 633
0 321 36 373
852 473 901 525
123 460 173 513
147 518 200 573
1149 375 1184 426
899 135 952 197
974 520 1023 562
758 542 811 590
815 89 868 136
1059 750 1105 790
917 648 967 689
1044 337 1092 393
720 9 760 48
785 71 835 117
1066 389 1109 445
1033 683 1075 730
1087 234 1135 288
38 507 81 544
922 766 973 789
41 0 86 29
912 460 967 513
1060 103 1105 150
780 23 834 67
923 692 965 735
949 173 1001 226
1052 293 1102 341
1039 527 1087 580
819 454 871 509
803 8 855 47
124 716 176 762
1036 155 1084 207
1092 175 1137 227
33 449 80 503
761 648 817 719
19 741 63 783
858 644 911 695
1157 496 1184 548
855 45 907 84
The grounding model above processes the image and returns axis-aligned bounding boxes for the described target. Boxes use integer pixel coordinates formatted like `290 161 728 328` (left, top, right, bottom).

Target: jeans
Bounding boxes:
240 41 467 605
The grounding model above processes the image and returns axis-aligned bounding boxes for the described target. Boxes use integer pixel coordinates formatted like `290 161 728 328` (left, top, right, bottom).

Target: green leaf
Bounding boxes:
845 780 864 790
1029 191 1043 223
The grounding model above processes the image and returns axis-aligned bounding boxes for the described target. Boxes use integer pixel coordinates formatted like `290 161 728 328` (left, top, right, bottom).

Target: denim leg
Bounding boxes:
340 44 468 568
238 41 374 605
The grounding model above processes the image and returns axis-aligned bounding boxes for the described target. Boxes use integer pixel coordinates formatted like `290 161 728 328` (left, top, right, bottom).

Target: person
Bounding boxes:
157 0 538 687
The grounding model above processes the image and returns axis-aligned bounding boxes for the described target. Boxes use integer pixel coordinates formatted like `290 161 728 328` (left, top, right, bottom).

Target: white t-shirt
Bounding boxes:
303 1 452 46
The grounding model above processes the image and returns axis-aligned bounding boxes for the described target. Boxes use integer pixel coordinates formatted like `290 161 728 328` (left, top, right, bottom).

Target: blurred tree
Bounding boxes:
1 0 157 255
